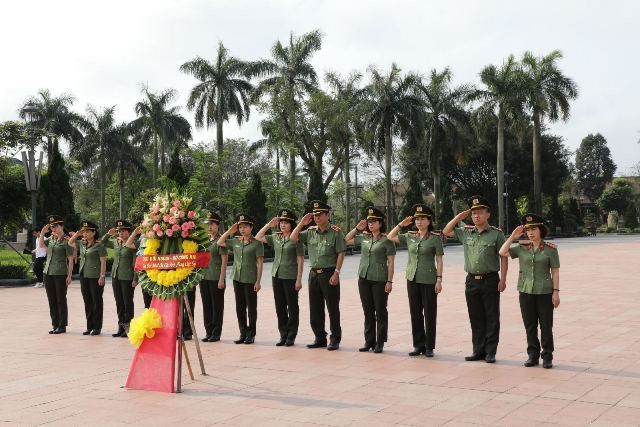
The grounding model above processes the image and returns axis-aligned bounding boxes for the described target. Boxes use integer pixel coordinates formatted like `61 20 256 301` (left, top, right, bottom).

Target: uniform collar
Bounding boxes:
471 226 490 234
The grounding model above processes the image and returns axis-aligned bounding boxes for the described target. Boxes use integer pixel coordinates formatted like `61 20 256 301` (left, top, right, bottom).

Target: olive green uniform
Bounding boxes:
509 241 560 361
43 236 73 329
101 235 136 330
299 227 346 342
200 239 228 338
454 225 506 356
399 232 444 350
226 238 264 339
78 241 107 331
355 234 396 345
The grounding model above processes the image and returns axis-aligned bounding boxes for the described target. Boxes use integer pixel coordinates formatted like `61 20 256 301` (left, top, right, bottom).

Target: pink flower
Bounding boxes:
156 230 164 237
172 224 180 232
178 210 185 218
151 213 160 221
151 204 160 213
152 224 160 231
181 230 189 238
188 221 195 229
173 200 181 207
165 229 174 237
142 220 149 227
163 215 171 223
147 231 155 239
168 216 177 225
170 206 178 213
187 210 195 218
181 222 189 231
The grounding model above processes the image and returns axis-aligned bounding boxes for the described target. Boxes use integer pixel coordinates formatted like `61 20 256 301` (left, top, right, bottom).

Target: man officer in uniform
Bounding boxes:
290 200 346 351
443 196 508 363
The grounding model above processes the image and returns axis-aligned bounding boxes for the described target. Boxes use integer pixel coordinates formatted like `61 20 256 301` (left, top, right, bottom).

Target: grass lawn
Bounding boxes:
0 247 32 266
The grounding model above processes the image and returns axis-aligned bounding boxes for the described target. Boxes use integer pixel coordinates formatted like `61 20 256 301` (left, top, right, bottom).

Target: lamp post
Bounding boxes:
347 154 362 229
21 103 43 249
503 171 511 233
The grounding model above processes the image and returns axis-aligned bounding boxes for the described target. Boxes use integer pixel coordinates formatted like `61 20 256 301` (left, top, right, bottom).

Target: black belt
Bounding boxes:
311 267 335 274
468 272 498 280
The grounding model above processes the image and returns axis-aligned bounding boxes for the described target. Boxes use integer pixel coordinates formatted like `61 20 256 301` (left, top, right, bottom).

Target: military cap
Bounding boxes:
411 204 433 218
277 209 298 224
204 211 222 224
309 200 331 214
115 219 133 230
235 213 255 225
521 213 546 229
365 206 385 221
80 220 98 230
47 214 64 225
468 195 491 211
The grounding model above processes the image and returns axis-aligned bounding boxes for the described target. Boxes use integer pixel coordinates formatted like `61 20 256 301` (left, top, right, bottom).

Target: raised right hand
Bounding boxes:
399 216 413 227
510 225 525 240
301 213 314 226
457 209 471 220
107 227 116 236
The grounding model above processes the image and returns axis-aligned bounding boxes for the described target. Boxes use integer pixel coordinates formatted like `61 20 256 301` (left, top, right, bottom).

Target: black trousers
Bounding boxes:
80 274 104 331
199 279 225 337
44 274 68 328
308 268 341 341
233 281 257 338
519 292 555 360
112 277 134 328
407 280 437 350
182 289 197 336
142 288 152 309
273 277 299 341
358 278 388 345
465 273 501 355
34 257 45 282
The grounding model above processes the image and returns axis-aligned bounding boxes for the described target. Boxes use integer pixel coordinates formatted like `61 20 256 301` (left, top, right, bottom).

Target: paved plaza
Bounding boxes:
1 235 639 426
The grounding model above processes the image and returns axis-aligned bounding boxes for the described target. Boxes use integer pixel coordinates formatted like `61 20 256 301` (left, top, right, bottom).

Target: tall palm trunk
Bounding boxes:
275 148 280 207
152 133 158 185
430 126 441 226
344 140 352 231
497 109 505 230
100 143 106 231
532 112 542 214
289 151 296 189
119 162 125 218
46 136 53 163
216 111 224 193
160 134 165 176
384 126 393 223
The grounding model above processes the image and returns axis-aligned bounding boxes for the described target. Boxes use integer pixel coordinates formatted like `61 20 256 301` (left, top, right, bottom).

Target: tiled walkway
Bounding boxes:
1 235 639 426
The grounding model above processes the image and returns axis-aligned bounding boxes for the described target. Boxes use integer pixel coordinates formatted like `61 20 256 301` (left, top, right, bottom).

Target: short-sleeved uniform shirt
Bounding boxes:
265 234 304 280
509 241 560 294
226 237 264 284
44 236 73 276
354 234 396 282
454 226 506 274
79 241 108 279
101 235 136 280
398 232 444 284
298 227 346 268
203 238 228 281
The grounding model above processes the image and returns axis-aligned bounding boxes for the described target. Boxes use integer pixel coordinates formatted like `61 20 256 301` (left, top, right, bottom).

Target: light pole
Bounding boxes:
21 103 43 249
503 171 511 233
347 154 362 228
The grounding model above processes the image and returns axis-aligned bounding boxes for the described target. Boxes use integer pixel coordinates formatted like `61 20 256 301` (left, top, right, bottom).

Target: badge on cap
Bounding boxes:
49 216 54 222
283 210 288 216
417 206 423 212
368 208 373 215
473 198 479 205
118 221 123 226
526 216 533 222
240 215 245 221
83 222 88 227
313 202 319 208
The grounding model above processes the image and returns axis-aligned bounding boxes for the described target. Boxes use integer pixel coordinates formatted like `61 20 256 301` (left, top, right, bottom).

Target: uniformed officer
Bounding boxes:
200 211 228 343
499 213 560 369
101 219 137 337
68 221 107 335
38 215 74 334
345 206 396 354
124 227 151 309
256 209 305 346
443 196 508 363
388 204 444 357
218 214 264 345
290 200 346 351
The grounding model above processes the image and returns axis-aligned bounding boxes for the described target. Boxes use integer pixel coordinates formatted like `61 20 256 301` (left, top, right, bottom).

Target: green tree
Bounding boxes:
624 203 639 229
575 133 616 203
167 146 189 187
365 63 423 223
0 157 30 235
131 87 191 184
597 178 633 214
38 140 79 229
112 130 147 218
243 172 267 227
521 50 578 214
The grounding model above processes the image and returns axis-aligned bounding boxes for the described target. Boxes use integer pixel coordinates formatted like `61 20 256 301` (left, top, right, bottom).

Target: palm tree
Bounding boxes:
252 30 323 187
131 87 191 184
521 50 578 214
249 119 284 206
365 63 424 222
19 89 84 159
419 68 472 225
111 127 147 218
476 55 526 230
180 42 255 166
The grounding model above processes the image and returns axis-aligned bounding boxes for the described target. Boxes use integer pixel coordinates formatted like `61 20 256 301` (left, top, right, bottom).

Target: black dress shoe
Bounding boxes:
234 336 246 344
524 357 540 367
210 336 220 342
307 339 327 349
112 328 125 338
90 329 101 336
52 327 66 334
373 343 384 354
202 335 211 342
485 353 496 363
409 347 426 356
327 339 340 351
425 349 434 358
465 353 486 361
82 330 91 336
543 359 553 369
244 336 255 344
359 343 375 352
284 339 295 347
183 334 193 341
48 328 56 334
276 338 286 346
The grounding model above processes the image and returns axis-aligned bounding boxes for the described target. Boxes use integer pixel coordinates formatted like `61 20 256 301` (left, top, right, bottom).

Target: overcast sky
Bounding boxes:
2 0 639 174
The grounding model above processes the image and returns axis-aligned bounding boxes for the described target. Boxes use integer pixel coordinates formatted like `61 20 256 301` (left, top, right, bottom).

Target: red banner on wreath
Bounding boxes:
134 252 211 271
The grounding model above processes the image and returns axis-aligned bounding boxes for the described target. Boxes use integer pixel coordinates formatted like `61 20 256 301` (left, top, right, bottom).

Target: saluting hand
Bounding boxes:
107 228 116 236
356 219 367 231
228 222 239 234
399 216 413 228
269 217 280 228
457 209 471 220
300 213 314 226
42 224 51 233
510 225 524 240
133 226 142 235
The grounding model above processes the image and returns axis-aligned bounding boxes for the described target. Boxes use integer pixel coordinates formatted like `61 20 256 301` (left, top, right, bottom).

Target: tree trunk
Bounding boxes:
497 109 505 230
46 136 53 164
384 127 393 223
289 150 296 189
152 134 158 185
216 117 223 193
433 161 441 227
275 148 280 208
533 112 542 214
119 162 125 218
345 141 352 231
160 135 165 176
100 144 106 231
306 157 325 202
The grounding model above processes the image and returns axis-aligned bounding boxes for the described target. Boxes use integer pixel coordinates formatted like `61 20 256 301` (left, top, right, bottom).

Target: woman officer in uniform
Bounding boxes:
388 204 444 358
499 213 560 369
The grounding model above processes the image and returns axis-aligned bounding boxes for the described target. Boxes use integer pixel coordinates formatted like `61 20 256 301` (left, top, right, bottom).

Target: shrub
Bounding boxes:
0 263 31 279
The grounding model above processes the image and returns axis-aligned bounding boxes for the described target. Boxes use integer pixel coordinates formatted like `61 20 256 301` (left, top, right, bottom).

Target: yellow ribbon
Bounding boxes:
128 308 163 348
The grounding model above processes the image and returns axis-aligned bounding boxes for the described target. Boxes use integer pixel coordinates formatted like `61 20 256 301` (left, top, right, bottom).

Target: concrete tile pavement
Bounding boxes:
0 235 639 426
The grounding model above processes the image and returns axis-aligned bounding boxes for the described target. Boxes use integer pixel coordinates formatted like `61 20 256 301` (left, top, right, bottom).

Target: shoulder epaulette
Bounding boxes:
430 231 441 236
464 225 475 229
518 240 532 247
308 226 318 230
545 241 557 249
490 226 502 231
407 230 417 235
